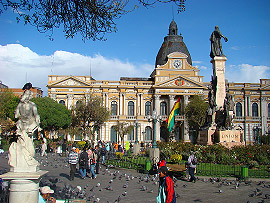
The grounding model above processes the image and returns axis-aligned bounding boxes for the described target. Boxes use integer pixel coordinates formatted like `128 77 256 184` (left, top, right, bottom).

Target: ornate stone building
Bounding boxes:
47 20 270 145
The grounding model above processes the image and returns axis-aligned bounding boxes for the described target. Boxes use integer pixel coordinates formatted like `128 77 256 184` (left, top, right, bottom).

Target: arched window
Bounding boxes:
111 126 117 143
160 102 167 115
252 103 258 117
59 100 65 106
76 100 82 108
128 101 134 116
268 103 270 118
128 129 134 141
111 101 117 116
236 102 242 117
145 126 152 141
145 101 151 116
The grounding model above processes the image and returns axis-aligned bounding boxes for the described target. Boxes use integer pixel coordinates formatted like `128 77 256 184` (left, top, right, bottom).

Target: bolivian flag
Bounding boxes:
166 97 180 132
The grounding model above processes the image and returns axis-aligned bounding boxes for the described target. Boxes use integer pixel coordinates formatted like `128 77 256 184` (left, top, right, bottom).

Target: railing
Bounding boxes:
196 163 270 179
110 115 119 120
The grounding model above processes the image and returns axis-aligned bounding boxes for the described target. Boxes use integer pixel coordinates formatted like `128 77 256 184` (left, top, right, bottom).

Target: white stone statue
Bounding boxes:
8 89 41 172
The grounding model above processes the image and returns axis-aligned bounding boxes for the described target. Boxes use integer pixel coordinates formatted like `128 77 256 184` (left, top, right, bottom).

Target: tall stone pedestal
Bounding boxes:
211 56 227 108
0 170 48 203
198 127 216 145
149 148 160 164
133 143 140 155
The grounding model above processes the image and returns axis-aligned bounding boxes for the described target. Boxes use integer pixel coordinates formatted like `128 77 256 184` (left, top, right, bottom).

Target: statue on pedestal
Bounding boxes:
8 83 41 172
210 26 228 58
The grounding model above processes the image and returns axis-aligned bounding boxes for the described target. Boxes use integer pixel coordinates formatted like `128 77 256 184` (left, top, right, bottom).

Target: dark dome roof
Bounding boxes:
155 20 192 67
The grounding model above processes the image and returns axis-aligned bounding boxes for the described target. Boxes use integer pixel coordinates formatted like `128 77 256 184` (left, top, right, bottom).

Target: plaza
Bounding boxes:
0 152 269 203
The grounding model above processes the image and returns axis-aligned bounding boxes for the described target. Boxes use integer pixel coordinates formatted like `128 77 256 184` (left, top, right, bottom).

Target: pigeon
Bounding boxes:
96 183 101 187
148 189 154 193
218 189 223 193
141 185 147 191
105 185 113 191
122 191 127 196
175 193 181 198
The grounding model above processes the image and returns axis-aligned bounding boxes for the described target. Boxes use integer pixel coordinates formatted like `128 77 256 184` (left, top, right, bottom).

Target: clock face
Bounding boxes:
173 59 182 69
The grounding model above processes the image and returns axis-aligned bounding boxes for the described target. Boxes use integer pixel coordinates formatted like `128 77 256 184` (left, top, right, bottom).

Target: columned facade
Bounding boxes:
47 20 270 145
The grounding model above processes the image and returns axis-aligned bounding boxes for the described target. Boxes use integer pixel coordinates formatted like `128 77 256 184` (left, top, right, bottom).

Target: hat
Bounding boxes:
72 147 76 150
40 186 54 194
157 166 168 174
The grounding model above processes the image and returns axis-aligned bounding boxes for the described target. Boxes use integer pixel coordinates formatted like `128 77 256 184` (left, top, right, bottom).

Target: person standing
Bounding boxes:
41 140 47 157
68 147 78 181
62 142 67 157
94 145 101 174
188 151 197 183
79 146 88 179
88 147 97 179
156 166 176 203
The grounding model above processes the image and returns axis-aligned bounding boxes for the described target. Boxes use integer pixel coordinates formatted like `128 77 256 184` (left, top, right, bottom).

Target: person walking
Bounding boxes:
101 144 107 165
88 147 97 179
156 166 176 203
68 147 78 181
79 146 88 179
188 151 197 183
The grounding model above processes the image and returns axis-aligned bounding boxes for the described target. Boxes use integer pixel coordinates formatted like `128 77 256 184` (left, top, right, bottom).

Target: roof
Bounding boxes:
155 20 192 67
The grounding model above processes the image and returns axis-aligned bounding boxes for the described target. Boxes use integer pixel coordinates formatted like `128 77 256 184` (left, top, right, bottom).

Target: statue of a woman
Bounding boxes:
8 87 41 172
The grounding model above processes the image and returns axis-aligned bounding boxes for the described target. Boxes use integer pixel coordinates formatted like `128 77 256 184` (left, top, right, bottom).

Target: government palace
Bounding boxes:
47 20 270 145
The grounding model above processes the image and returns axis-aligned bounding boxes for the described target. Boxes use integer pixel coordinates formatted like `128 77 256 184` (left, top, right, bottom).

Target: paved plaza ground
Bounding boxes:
0 152 269 203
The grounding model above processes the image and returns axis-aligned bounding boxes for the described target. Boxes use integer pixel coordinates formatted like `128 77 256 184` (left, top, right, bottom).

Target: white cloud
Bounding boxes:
226 64 270 83
193 61 202 64
200 66 208 70
0 44 153 95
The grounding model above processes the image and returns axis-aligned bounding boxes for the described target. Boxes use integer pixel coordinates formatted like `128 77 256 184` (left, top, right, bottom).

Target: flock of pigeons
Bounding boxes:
0 152 270 203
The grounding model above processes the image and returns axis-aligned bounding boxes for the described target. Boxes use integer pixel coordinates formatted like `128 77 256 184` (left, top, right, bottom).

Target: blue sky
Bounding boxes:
0 0 270 95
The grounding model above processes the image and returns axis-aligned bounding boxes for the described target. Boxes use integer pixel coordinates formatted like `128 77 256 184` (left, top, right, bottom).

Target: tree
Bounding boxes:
0 0 186 41
71 94 110 142
31 97 71 131
113 121 134 147
184 95 208 143
0 89 19 133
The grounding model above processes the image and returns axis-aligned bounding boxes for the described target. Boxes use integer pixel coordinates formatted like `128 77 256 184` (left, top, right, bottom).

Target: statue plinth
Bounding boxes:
211 56 227 109
0 170 48 203
149 148 160 164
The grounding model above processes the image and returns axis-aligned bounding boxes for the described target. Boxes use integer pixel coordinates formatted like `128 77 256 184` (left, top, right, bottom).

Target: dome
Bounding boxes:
155 20 192 67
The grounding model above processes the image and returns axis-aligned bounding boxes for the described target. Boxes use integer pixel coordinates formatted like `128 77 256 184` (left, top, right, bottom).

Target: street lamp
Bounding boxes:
147 109 162 148
134 119 140 144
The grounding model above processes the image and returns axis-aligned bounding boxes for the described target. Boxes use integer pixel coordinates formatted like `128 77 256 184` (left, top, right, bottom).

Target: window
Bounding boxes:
145 126 152 141
236 102 242 117
145 101 151 116
252 103 258 117
59 100 65 106
128 129 134 141
76 100 82 108
111 101 117 115
111 126 117 143
160 102 167 115
268 103 270 118
128 101 134 116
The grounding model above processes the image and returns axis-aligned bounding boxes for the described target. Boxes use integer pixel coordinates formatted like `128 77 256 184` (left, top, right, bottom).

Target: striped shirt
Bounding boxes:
68 151 78 165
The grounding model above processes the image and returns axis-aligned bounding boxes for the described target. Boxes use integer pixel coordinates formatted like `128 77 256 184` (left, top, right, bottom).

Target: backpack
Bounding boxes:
192 157 198 165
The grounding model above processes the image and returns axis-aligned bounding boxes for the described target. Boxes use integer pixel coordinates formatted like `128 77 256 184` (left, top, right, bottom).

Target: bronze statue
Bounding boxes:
210 26 228 58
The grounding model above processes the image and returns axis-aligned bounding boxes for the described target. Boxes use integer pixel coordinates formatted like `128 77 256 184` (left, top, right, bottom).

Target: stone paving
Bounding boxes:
0 152 269 203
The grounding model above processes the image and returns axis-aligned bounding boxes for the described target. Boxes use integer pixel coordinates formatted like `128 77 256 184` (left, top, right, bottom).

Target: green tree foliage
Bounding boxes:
113 121 134 147
31 97 71 131
184 95 208 131
71 94 110 140
0 88 20 120
0 0 186 41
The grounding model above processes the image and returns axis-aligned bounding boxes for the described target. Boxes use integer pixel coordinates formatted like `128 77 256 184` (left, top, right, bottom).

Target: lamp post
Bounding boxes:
134 119 139 144
147 109 161 149
253 126 261 145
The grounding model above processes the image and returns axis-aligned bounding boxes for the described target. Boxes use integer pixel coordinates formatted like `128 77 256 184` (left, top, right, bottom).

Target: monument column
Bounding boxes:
154 95 161 141
183 95 190 142
211 56 227 109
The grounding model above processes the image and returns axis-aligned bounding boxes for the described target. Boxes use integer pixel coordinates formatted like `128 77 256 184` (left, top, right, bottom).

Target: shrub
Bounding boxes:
77 141 86 149
170 154 182 163
116 152 124 159
247 160 259 169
